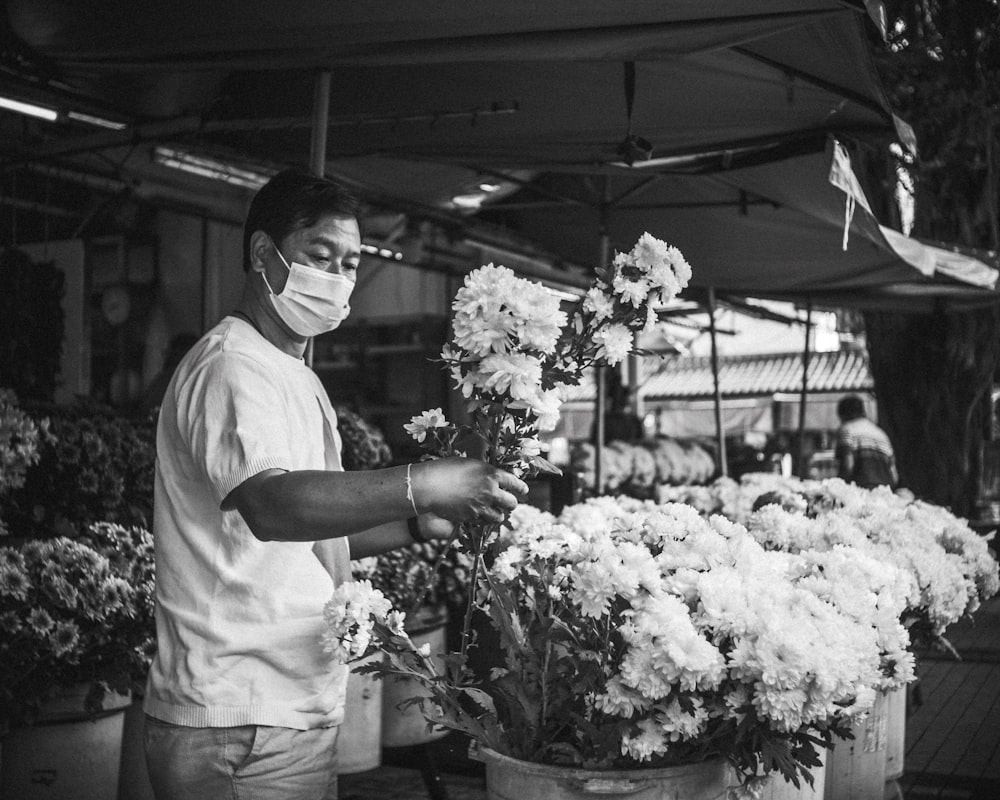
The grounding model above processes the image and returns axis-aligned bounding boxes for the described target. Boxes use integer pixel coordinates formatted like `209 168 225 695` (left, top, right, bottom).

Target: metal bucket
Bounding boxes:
823 690 889 800
332 654 383 774
480 747 730 800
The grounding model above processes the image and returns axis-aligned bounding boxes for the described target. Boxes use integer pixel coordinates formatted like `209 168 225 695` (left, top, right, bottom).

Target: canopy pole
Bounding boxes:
309 70 331 177
707 287 727 477
796 299 813 478
594 179 611 494
305 69 331 368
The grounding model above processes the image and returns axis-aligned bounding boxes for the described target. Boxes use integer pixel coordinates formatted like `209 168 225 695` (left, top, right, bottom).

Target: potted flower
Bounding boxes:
0 522 155 798
0 389 51 539
665 472 1000 797
323 497 899 798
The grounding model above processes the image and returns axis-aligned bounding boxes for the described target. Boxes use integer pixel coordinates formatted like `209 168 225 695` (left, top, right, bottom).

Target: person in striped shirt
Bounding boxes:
835 394 899 489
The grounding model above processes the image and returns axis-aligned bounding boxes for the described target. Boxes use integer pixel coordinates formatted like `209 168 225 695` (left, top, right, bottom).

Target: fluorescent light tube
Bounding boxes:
0 95 58 122
153 146 271 190
66 110 127 130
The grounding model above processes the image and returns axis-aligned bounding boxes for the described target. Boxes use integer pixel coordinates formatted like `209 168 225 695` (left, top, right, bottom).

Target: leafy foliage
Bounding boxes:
862 2 1000 517
1 400 155 540
0 522 156 725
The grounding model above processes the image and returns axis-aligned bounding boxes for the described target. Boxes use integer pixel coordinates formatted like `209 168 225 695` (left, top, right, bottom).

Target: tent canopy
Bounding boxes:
6 1 892 169
3 1 996 309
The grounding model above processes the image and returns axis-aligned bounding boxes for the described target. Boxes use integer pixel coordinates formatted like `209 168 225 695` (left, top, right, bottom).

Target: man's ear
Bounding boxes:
249 230 271 273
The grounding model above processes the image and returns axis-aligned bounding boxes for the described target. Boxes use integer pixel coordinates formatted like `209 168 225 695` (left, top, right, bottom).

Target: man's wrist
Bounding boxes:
407 515 430 544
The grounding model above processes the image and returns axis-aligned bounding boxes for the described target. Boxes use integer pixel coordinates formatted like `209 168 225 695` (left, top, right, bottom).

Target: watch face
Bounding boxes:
101 284 131 325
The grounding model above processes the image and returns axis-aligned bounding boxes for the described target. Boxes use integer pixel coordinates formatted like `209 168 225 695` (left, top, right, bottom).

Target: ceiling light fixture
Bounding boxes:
361 243 403 261
66 110 128 131
0 95 58 122
451 193 485 210
153 146 273 190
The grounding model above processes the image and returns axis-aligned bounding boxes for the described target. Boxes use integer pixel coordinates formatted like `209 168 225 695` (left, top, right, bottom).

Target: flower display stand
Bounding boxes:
882 687 906 800
332 654 383 774
823 691 889 800
381 605 449 748
480 747 730 800
0 684 130 800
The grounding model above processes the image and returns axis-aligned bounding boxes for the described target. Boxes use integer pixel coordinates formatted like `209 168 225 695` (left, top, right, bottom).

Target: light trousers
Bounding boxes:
143 715 339 800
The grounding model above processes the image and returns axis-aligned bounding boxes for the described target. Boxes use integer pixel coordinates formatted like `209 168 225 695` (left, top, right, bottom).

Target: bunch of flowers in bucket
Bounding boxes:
319 234 896 791
663 474 1000 652
746 479 999 653
0 521 156 724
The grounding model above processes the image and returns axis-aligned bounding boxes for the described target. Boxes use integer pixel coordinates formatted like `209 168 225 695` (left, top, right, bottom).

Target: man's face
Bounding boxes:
268 214 362 292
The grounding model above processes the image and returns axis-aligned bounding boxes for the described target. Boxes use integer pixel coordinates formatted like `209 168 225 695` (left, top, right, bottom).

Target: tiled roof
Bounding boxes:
563 349 872 402
644 349 873 399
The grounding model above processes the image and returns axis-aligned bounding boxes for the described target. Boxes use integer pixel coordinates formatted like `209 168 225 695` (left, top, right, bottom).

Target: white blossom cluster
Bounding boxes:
321 579 405 664
404 233 691 477
499 497 888 763
663 474 1000 647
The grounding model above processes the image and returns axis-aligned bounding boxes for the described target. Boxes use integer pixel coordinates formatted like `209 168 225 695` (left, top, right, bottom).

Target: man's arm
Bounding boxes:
835 427 854 481
345 513 455 559
225 457 525 543
837 447 855 481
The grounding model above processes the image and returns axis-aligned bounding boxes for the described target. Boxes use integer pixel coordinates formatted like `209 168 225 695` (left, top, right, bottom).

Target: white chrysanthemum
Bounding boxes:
619 593 726 695
654 696 709 742
452 305 515 357
478 352 544 402
612 273 650 307
621 717 669 761
591 323 633 366
583 286 615 321
628 233 671 272
506 283 567 353
403 407 449 443
523 387 565 432
592 675 653 717
321 580 396 664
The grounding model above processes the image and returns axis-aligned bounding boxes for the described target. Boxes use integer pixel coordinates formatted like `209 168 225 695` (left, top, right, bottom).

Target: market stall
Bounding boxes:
3 4 1000 800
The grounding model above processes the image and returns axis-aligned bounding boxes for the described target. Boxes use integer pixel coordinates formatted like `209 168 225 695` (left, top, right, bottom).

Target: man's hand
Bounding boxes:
415 512 458 542
410 457 528 524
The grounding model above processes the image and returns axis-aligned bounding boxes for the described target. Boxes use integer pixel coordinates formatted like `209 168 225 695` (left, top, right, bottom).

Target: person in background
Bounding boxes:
835 394 899 489
142 168 528 800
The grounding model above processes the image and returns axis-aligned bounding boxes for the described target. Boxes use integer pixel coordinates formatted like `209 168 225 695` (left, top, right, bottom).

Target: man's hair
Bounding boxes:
242 169 360 272
837 394 866 421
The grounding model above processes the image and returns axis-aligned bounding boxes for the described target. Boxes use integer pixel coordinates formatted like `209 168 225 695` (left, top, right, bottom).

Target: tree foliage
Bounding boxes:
878 0 1000 249
863 1 1000 516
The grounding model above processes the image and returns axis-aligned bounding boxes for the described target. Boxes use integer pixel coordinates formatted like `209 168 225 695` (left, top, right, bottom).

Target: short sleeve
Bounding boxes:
175 350 295 504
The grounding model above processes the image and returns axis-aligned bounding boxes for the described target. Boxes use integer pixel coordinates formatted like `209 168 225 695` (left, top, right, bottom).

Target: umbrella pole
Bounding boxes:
305 69 331 368
796 299 813 478
707 287 727 477
593 181 611 493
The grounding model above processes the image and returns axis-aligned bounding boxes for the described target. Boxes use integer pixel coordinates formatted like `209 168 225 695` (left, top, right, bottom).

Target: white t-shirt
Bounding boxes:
144 316 351 729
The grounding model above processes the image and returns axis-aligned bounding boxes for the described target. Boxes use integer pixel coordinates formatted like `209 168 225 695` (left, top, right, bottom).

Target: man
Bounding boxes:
143 169 528 800
835 394 899 489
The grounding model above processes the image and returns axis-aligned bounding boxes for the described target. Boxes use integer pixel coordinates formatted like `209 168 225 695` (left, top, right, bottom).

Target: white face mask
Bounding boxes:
261 240 354 337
